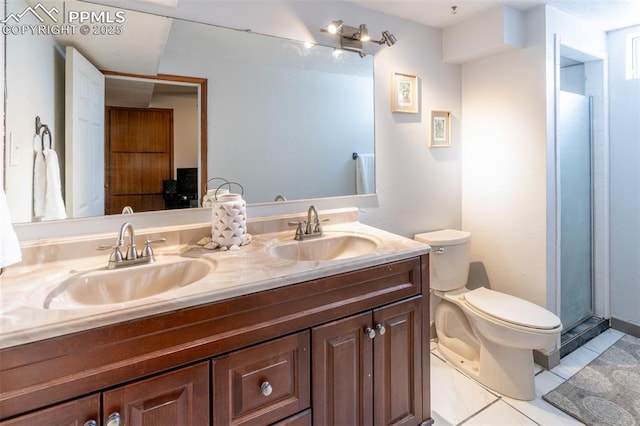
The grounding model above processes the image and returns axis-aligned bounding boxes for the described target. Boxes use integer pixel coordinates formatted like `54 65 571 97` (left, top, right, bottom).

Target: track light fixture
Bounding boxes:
356 24 370 42
378 30 397 46
326 20 343 34
321 20 397 56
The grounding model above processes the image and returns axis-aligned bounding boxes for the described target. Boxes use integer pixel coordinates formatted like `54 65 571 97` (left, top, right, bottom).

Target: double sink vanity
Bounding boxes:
0 208 433 425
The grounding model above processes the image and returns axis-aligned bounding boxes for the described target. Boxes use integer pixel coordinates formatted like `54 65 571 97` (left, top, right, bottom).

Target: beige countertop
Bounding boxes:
0 210 430 349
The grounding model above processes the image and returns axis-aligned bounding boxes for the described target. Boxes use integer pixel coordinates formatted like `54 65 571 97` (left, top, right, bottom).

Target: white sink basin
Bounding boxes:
40 256 214 309
269 233 379 261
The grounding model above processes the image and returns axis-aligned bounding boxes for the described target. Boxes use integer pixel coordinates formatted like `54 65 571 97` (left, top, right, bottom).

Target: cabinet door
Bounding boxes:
373 297 423 426
212 332 310 425
0 394 99 426
312 311 373 426
102 362 209 426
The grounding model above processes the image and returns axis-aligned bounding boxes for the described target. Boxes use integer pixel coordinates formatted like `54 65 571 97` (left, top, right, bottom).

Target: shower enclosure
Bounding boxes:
558 90 594 331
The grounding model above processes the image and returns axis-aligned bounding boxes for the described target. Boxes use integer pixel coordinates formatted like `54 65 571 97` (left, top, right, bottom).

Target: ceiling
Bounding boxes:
352 0 640 32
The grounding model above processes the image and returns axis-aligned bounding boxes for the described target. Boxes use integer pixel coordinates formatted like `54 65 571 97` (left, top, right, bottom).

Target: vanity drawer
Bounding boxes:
212 331 310 426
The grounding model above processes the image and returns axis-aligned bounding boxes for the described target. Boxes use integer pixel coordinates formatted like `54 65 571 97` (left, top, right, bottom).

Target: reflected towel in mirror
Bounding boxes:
356 153 374 194
42 148 67 220
33 135 46 218
33 136 67 221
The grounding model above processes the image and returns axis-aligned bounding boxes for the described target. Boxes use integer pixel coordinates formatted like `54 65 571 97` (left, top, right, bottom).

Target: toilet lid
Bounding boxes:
414 229 471 246
463 287 561 330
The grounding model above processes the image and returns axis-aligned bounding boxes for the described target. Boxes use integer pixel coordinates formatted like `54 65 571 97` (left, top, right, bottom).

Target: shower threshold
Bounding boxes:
560 316 609 358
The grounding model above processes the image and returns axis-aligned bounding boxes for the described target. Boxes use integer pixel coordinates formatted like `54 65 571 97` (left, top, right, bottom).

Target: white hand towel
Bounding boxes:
0 189 22 268
43 148 67 220
33 136 46 219
356 153 375 194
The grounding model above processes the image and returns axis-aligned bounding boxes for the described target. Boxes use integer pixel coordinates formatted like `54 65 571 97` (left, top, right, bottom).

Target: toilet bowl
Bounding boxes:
415 229 562 400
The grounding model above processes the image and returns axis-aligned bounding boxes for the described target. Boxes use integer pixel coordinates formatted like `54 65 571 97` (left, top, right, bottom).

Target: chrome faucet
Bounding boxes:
289 205 327 240
306 205 320 235
118 222 138 261
98 222 166 269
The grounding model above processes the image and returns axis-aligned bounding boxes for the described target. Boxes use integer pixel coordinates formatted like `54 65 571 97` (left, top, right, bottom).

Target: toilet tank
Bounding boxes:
414 229 471 291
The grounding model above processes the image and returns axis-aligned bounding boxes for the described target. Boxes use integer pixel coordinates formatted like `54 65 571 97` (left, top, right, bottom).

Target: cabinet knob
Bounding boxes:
364 327 376 339
106 412 121 426
376 323 386 335
84 421 97 426
261 381 273 397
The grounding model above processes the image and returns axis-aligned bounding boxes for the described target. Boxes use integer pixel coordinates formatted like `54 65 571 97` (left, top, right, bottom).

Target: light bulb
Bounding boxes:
327 20 343 34
358 24 370 42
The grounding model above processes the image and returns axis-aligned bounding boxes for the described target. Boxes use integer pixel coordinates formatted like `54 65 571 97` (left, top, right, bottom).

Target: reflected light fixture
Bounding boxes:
321 20 396 56
378 30 397 46
327 20 343 34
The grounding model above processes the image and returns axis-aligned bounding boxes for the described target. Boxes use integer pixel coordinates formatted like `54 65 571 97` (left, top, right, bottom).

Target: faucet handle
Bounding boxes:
288 221 305 240
97 244 124 263
97 240 126 264
314 218 330 233
141 237 167 258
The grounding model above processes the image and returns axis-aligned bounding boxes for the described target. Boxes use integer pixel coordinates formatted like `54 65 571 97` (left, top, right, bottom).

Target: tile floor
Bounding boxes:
430 328 626 425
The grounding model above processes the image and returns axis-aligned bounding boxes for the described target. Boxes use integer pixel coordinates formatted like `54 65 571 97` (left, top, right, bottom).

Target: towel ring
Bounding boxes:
40 127 52 152
35 116 52 153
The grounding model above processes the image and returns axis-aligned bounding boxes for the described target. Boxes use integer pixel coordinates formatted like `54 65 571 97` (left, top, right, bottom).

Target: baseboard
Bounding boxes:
611 317 640 338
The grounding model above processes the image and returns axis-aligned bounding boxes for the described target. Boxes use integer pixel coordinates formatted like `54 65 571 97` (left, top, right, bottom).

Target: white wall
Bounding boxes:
461 44 548 306
367 15 462 236
460 6 548 307
608 26 640 328
149 94 199 174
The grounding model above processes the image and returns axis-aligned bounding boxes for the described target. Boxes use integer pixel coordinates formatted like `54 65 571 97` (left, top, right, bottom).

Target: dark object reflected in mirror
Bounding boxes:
164 168 199 210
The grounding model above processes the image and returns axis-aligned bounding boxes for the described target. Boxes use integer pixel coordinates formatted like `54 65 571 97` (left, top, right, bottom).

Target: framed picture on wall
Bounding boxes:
429 110 451 147
391 72 418 113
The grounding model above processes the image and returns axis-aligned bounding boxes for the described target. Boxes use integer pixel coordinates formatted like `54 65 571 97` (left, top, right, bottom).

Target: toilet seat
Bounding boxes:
463 287 561 330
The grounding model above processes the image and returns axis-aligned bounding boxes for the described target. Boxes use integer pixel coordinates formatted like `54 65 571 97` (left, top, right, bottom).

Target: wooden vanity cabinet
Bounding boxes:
0 255 431 426
212 332 310 425
103 361 209 426
1 363 209 426
0 394 100 426
312 297 423 426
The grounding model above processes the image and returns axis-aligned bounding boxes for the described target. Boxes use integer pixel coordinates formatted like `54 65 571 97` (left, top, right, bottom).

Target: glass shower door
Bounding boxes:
558 91 593 331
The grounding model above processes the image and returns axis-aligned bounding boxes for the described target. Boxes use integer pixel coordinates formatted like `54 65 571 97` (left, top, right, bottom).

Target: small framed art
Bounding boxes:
429 110 451 147
391 72 418 113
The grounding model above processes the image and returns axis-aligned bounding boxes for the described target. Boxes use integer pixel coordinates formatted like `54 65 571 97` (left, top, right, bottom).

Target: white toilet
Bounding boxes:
414 229 562 400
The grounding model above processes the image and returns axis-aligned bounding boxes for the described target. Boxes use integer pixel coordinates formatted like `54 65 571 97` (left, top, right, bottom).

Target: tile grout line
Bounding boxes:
456 398 503 425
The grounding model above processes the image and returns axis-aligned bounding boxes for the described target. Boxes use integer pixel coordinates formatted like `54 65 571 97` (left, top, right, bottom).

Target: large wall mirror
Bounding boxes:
3 0 375 224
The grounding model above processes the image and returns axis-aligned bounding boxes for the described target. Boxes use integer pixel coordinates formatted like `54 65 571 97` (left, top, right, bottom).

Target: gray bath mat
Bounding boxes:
543 334 640 426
